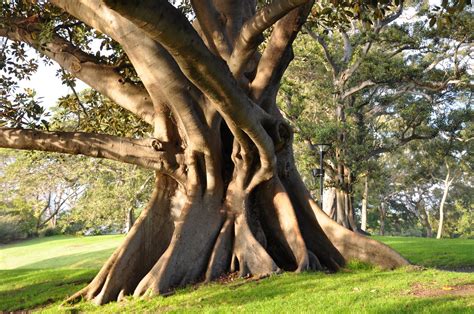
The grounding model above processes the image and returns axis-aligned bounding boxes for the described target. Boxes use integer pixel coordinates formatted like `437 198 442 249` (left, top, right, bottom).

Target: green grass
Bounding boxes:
0 234 123 269
374 236 474 268
0 235 472 313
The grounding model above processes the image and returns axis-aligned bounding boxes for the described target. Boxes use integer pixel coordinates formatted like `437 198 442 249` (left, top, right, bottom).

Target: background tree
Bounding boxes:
281 3 472 232
0 150 83 238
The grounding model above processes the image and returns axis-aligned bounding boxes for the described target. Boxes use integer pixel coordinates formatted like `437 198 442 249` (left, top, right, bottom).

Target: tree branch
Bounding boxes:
305 27 338 77
51 0 200 142
52 0 219 148
375 4 404 30
341 80 376 99
339 5 404 86
251 3 314 105
228 0 309 78
341 29 352 63
1 21 156 125
103 0 278 180
0 128 183 177
191 0 232 60
369 129 439 158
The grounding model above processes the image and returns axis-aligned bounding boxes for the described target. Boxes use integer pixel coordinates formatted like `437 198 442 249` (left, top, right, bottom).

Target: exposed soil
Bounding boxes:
410 283 474 298
438 266 474 273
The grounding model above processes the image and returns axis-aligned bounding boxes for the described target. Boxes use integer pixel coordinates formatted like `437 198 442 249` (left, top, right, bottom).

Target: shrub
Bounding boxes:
0 215 29 243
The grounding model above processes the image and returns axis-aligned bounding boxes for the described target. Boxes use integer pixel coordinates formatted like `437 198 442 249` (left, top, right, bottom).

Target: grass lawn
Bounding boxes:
0 235 472 313
0 234 123 269
373 236 474 269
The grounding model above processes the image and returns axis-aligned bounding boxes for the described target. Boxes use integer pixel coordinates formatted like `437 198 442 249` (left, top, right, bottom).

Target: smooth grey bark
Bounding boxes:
436 164 454 239
361 175 368 231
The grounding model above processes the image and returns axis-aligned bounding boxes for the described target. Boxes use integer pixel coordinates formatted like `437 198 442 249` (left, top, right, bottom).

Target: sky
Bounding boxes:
17 50 88 111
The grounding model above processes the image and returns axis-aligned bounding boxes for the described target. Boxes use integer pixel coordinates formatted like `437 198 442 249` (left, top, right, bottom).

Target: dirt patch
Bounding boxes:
438 266 474 273
410 283 474 298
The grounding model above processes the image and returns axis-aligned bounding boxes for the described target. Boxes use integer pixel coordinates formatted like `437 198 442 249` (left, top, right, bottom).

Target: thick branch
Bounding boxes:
0 128 182 176
341 29 352 63
251 3 313 105
51 0 210 145
191 0 232 60
1 21 156 125
104 0 277 179
228 0 309 78
341 80 376 99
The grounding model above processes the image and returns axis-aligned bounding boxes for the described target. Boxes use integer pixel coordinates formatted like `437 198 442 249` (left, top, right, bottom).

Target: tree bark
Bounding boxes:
379 202 386 236
436 166 454 239
125 207 135 233
418 201 432 238
361 175 368 232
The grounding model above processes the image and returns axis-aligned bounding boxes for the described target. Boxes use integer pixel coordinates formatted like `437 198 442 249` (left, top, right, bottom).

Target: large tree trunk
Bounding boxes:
1 0 409 306
330 100 361 233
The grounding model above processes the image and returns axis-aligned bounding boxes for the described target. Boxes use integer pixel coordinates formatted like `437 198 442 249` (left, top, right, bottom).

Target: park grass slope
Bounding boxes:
0 235 472 313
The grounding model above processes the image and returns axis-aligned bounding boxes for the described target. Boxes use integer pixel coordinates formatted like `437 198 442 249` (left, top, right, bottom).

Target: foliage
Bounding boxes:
281 3 473 234
58 159 153 235
0 214 32 243
0 148 153 241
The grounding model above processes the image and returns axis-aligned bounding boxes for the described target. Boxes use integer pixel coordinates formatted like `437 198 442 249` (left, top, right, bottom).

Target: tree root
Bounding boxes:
205 214 235 282
68 170 409 306
133 196 224 296
310 199 410 269
65 175 176 305
257 178 310 271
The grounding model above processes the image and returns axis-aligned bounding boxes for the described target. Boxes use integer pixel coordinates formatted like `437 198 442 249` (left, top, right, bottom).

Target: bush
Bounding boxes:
0 215 29 243
40 227 61 237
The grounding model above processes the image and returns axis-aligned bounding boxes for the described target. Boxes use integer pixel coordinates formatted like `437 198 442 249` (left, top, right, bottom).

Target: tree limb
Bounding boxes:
191 0 232 60
51 0 199 142
1 21 156 125
341 29 352 63
103 0 278 180
341 80 376 99
251 3 314 105
228 0 309 78
305 26 338 77
375 4 404 30
0 128 183 177
340 4 404 86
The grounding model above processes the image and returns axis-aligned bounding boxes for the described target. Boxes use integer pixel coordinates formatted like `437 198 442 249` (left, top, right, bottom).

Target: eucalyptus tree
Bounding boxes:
0 0 418 305
282 3 473 232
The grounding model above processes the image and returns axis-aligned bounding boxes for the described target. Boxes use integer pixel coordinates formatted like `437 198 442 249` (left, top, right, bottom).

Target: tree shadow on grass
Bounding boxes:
0 249 116 311
0 268 97 311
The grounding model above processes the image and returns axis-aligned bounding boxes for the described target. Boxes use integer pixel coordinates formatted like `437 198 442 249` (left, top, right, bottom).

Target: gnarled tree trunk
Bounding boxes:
0 0 409 305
